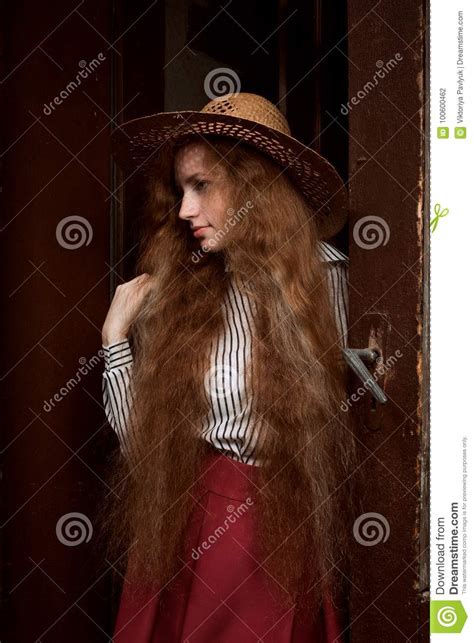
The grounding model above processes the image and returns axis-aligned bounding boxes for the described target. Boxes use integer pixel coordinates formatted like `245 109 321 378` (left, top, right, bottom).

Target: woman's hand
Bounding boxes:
102 273 153 346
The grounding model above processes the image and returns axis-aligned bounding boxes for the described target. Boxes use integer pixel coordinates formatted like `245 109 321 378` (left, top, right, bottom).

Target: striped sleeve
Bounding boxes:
318 242 349 349
325 260 349 348
101 339 137 456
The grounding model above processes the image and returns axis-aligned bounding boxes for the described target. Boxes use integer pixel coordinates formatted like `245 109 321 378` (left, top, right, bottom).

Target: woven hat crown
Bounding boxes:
201 93 291 136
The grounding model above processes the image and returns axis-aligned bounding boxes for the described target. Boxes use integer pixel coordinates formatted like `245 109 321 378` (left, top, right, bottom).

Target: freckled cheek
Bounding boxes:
207 203 228 230
199 199 215 228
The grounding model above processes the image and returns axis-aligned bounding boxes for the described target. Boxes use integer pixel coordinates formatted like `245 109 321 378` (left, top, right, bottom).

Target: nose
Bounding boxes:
177 193 198 222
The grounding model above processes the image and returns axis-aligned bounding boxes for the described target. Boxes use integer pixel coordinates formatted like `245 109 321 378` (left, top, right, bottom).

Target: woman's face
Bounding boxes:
174 141 233 253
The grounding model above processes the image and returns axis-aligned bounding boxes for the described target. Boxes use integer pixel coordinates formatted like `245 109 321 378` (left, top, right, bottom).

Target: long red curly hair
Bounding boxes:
98 134 359 616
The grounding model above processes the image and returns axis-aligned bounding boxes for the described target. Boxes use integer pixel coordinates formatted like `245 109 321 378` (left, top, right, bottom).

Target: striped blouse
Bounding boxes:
102 241 349 466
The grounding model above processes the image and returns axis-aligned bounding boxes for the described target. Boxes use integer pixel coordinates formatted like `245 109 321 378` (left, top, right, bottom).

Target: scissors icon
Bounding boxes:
430 203 449 233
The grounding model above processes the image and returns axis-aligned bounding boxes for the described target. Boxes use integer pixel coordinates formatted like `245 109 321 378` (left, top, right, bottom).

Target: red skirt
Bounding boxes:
112 449 346 642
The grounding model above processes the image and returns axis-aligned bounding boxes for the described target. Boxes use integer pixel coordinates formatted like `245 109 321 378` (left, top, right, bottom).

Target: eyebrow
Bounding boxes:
174 172 207 187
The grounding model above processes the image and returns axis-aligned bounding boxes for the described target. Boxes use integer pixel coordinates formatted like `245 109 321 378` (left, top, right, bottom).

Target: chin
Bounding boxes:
201 237 221 253
202 244 219 253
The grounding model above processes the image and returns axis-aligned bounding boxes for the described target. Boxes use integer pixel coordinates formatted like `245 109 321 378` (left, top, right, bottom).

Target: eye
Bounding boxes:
194 180 208 192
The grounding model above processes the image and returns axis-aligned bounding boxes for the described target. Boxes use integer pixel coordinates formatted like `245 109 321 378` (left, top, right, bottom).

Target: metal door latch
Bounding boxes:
342 348 388 404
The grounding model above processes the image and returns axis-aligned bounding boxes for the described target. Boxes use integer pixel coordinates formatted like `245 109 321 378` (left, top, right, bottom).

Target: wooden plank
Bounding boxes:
346 0 429 640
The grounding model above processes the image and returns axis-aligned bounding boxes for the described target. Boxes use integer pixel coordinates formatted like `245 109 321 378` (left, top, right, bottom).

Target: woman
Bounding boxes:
99 93 357 642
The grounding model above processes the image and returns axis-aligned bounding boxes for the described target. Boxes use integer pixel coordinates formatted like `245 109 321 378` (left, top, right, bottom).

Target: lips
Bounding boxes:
192 225 211 237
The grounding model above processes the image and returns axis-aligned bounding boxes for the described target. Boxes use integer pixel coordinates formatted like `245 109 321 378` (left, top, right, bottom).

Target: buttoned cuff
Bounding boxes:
102 339 133 371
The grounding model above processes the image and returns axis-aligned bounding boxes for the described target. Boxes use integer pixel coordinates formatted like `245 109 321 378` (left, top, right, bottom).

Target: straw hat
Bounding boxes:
111 92 347 240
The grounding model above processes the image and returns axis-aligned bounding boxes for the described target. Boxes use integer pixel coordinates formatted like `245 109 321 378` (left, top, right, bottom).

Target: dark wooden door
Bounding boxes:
345 0 429 640
1 2 123 641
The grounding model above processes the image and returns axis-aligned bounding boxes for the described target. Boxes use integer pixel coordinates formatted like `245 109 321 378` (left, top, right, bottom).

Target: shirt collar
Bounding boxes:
318 240 348 263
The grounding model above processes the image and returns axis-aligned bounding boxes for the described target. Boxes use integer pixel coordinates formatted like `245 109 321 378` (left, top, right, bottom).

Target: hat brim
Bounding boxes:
111 110 347 240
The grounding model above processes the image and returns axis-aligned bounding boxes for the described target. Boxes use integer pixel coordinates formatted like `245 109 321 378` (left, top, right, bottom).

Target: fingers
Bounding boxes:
134 273 151 286
119 273 151 288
